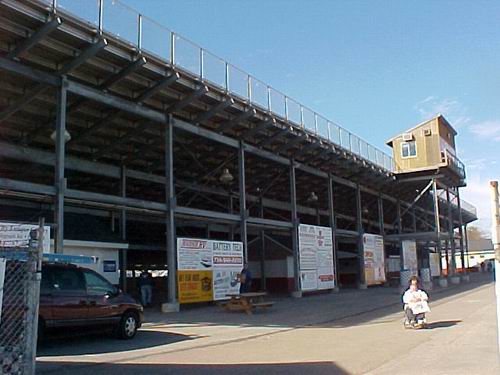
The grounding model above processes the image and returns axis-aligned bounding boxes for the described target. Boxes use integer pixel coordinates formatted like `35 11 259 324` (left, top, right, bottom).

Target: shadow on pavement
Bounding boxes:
143 274 492 330
426 320 461 329
36 361 351 375
38 330 195 356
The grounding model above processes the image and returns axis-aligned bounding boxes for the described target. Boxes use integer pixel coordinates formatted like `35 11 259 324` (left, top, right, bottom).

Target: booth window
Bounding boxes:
401 141 417 158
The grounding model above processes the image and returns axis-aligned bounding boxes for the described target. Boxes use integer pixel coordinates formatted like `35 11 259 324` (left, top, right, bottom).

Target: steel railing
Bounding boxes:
436 190 477 218
40 0 395 172
442 149 466 181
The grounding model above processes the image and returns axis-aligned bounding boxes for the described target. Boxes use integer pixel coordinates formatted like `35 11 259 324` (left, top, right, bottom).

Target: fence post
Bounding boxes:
24 217 44 375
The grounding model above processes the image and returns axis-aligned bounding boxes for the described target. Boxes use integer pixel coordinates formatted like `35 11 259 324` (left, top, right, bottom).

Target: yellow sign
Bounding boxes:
178 270 213 303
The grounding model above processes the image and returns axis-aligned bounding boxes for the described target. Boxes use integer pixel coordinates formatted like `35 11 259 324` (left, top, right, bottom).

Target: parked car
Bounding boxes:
39 263 143 340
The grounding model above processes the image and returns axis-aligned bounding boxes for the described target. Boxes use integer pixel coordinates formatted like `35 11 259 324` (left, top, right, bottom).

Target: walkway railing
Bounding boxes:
43 0 395 172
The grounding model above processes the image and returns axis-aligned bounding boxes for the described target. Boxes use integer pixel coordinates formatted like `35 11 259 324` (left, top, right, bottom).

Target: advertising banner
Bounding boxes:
0 222 50 253
363 234 386 285
212 241 244 301
429 252 441 277
402 240 418 275
0 258 5 324
177 238 243 303
177 270 213 303
298 224 335 291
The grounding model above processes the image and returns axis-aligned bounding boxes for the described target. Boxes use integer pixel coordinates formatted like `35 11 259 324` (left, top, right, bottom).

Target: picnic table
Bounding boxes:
223 292 275 314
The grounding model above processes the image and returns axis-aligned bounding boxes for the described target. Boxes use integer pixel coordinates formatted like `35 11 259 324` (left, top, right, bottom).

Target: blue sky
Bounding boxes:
117 0 500 231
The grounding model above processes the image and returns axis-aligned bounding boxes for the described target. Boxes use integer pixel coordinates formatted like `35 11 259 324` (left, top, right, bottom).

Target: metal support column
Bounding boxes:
229 195 234 241
328 175 339 291
464 223 470 269
432 179 444 280
446 188 456 276
356 185 366 288
378 195 384 236
164 114 178 311
259 193 266 290
238 141 248 263
54 77 67 253
120 165 127 292
396 199 403 276
456 188 466 277
290 160 301 296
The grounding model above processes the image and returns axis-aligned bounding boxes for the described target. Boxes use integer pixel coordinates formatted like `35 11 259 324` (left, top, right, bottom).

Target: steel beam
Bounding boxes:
59 39 108 75
289 160 300 292
456 188 466 274
217 108 257 133
174 206 239 222
65 189 167 211
0 177 56 196
0 56 59 86
242 117 276 139
239 141 248 262
258 126 291 148
167 85 209 113
247 217 293 229
194 98 234 124
165 114 177 304
7 17 62 59
120 165 127 291
134 72 180 103
356 184 365 286
54 79 67 253
328 175 339 288
100 57 146 89
396 199 403 275
0 84 48 123
276 134 308 154
446 188 456 275
378 195 384 236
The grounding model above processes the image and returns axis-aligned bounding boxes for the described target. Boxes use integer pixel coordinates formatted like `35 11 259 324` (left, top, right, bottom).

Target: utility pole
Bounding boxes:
489 181 500 355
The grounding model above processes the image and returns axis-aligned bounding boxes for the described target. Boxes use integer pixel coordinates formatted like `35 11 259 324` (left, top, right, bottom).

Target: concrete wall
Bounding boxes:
51 240 123 285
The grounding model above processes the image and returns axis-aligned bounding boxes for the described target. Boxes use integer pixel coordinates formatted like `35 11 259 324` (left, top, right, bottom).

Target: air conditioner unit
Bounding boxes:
402 133 413 141
423 128 432 136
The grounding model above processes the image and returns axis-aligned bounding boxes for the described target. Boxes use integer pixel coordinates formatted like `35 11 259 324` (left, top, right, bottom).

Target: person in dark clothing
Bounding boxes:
239 264 252 293
138 270 153 307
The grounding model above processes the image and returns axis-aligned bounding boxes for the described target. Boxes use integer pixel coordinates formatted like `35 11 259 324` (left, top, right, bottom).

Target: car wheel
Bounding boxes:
116 312 138 340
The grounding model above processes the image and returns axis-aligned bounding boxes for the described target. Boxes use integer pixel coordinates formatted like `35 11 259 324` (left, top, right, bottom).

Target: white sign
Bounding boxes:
298 224 335 291
402 240 418 275
363 234 386 285
429 252 441 277
212 241 244 300
177 238 244 301
0 258 6 324
300 270 318 291
0 222 50 253
177 238 213 270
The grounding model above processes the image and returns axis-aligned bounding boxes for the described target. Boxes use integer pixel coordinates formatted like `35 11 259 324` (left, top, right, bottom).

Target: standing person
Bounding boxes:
138 270 153 307
239 263 252 293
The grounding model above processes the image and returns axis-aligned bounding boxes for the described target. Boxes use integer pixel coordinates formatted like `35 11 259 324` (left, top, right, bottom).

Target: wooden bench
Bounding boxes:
251 301 275 309
222 292 274 314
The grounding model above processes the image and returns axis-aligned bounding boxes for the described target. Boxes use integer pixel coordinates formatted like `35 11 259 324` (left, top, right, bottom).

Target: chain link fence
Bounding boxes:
0 220 44 375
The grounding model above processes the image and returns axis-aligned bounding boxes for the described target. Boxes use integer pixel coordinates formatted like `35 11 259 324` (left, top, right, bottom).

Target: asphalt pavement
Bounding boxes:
36 273 499 375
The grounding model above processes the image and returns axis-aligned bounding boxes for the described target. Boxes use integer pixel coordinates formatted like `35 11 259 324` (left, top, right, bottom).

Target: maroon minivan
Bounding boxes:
39 263 143 340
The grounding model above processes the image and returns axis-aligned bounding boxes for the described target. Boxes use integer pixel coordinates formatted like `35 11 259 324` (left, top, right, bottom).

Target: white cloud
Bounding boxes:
414 96 470 128
460 172 494 234
469 120 500 141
